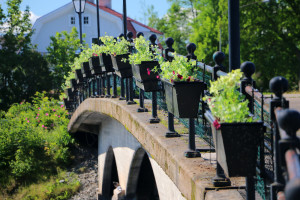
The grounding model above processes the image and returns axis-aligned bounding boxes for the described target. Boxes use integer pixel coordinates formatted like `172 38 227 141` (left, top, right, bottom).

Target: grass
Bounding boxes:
1 170 80 200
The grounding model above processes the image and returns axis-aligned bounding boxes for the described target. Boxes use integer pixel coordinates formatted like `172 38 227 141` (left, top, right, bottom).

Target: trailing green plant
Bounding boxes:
156 53 198 82
204 69 253 123
0 92 73 187
110 37 131 55
127 36 160 64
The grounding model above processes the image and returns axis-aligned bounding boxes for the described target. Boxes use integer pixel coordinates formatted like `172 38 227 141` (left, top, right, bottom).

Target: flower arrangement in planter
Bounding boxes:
157 54 206 118
204 69 264 177
89 43 106 75
127 36 160 92
98 35 115 72
109 37 133 78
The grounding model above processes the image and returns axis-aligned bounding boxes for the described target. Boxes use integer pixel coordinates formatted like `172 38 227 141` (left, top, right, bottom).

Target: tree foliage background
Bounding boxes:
149 0 300 90
0 0 52 110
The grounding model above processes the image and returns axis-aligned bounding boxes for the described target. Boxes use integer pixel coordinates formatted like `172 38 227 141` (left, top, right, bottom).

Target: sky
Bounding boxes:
0 0 171 25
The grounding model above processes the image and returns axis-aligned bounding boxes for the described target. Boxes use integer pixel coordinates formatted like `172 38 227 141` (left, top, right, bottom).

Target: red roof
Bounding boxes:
87 1 163 37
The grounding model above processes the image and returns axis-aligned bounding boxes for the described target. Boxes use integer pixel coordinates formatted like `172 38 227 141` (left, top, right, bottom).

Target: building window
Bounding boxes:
84 16 89 24
70 16 75 25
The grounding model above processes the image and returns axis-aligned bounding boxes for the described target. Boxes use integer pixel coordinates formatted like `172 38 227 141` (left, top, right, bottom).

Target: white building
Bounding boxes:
31 0 163 54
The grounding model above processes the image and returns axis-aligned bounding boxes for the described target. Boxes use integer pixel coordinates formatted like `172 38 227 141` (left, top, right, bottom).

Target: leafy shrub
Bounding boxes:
0 92 73 186
204 69 253 123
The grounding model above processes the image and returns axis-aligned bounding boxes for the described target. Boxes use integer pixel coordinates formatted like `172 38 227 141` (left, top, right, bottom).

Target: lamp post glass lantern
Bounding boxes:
72 0 86 50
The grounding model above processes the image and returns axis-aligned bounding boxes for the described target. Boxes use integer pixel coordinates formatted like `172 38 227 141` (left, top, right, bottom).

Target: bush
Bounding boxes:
0 92 73 186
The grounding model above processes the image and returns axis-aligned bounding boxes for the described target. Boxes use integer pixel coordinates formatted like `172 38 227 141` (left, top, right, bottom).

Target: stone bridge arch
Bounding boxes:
68 98 236 200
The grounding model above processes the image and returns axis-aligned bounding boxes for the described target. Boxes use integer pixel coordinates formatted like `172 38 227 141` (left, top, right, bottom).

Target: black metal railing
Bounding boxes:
64 33 300 200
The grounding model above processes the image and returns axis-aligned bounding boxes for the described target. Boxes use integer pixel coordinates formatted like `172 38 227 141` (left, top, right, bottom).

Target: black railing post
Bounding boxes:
240 61 256 114
269 76 289 200
184 43 201 158
137 89 148 112
119 77 126 100
105 73 111 98
276 109 300 200
150 91 160 123
96 75 101 97
212 51 226 81
164 37 180 138
101 74 105 97
126 32 136 105
112 73 117 98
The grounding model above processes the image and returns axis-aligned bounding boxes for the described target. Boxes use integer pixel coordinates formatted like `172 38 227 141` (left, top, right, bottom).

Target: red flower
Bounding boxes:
173 71 175 75
92 53 98 56
213 120 221 130
147 68 151 75
186 76 191 82
156 75 160 79
171 79 174 83
177 74 183 80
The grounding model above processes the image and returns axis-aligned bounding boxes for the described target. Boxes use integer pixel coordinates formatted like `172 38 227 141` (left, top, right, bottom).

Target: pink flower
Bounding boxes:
45 127 47 129
20 102 23 105
171 79 174 83
38 120 40 123
156 75 160 79
27 120 29 123
60 105 64 108
93 53 98 56
52 109 56 112
37 113 39 116
147 68 151 76
45 113 49 116
42 125 44 127
177 74 183 80
38 107 41 110
26 118 28 120
213 120 221 130
36 117 38 119
55 114 57 116
172 71 175 75
58 115 61 118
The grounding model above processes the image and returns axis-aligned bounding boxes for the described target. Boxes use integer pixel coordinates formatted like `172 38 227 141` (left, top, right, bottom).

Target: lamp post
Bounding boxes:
96 0 100 44
72 0 86 51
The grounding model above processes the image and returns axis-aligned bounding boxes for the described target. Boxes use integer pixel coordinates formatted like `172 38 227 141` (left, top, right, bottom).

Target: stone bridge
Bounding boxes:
68 98 246 200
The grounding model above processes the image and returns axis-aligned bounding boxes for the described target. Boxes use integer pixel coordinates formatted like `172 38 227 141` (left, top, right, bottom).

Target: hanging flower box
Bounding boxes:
70 79 78 92
89 56 104 75
111 53 133 78
100 53 114 73
205 111 263 177
132 61 160 92
163 79 205 118
81 61 93 78
75 69 84 84
64 88 75 102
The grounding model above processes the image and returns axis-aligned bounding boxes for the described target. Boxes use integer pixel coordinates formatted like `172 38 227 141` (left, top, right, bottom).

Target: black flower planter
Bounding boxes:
89 56 103 75
205 111 263 177
132 61 160 92
163 80 205 118
63 98 73 110
70 79 78 92
75 69 84 84
81 62 93 78
111 54 133 78
100 53 114 72
65 88 75 101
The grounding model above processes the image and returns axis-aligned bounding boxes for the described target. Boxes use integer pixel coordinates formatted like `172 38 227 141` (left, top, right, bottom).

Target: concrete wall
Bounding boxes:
98 115 185 199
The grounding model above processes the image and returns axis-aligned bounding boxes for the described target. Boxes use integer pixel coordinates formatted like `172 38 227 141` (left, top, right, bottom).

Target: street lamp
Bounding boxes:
72 0 86 51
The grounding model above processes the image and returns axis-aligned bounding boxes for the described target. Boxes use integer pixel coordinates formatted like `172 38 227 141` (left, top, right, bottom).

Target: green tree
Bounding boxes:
0 0 52 110
46 27 83 91
149 1 196 55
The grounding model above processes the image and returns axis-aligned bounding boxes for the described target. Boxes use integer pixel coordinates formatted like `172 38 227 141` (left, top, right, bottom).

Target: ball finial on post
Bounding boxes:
149 34 157 46
127 31 133 42
269 76 288 99
186 43 197 60
136 32 144 38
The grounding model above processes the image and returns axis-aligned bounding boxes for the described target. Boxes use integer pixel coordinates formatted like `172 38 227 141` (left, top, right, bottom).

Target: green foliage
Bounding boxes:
157 54 198 82
3 170 80 200
127 36 160 64
204 69 253 123
0 92 73 186
0 0 53 110
46 27 84 91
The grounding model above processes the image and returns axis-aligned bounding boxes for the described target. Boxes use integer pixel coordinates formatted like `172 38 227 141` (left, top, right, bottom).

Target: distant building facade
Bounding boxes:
31 0 163 54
